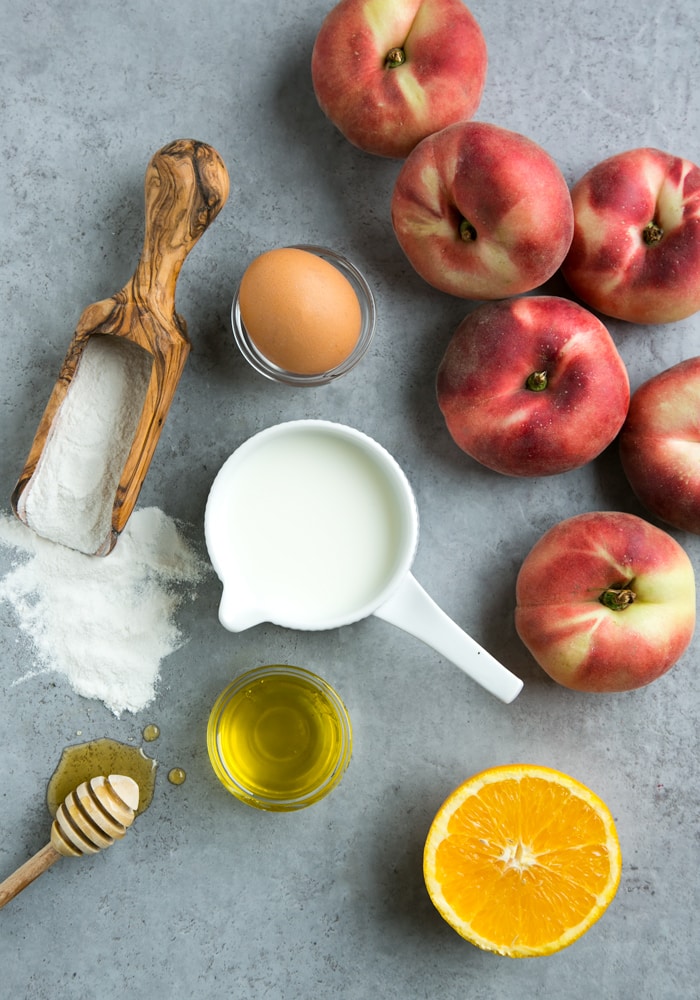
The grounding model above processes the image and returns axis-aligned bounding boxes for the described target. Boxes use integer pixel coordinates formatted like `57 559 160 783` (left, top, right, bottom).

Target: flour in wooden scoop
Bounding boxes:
19 334 153 555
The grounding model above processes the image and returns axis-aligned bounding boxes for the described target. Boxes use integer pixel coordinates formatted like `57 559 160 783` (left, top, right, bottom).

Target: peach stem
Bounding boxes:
599 586 636 611
526 370 548 392
385 47 406 68
459 219 477 242
643 221 664 245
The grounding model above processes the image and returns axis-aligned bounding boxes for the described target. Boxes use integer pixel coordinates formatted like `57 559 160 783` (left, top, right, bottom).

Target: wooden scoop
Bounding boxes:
11 138 230 555
0 774 139 910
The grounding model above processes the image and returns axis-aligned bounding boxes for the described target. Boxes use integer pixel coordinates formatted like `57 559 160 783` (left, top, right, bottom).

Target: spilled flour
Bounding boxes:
0 507 209 716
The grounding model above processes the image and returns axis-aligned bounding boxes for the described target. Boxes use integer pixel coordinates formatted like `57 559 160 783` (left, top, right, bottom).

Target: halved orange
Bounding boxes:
423 764 622 958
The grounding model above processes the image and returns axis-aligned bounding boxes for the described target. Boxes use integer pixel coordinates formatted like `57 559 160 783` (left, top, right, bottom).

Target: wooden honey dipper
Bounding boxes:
0 774 139 909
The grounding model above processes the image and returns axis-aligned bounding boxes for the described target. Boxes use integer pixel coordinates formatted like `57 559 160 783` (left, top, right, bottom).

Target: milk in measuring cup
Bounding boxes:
219 427 406 620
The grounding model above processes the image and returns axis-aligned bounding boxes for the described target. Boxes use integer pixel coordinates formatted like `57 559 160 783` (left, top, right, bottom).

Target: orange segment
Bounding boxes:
423 764 621 958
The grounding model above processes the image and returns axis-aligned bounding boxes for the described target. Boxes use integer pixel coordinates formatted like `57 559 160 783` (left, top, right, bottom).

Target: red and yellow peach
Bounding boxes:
515 512 696 692
561 147 700 324
391 121 574 299
311 0 487 159
436 296 629 476
620 357 700 534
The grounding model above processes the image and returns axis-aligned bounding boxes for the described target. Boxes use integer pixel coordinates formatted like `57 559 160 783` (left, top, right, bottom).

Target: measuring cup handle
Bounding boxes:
373 573 523 703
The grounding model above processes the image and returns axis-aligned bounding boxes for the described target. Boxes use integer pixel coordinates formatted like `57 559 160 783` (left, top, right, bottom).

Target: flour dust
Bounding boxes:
0 507 210 716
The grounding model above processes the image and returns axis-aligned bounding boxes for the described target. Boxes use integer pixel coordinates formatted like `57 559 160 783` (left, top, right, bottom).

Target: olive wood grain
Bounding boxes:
11 138 230 554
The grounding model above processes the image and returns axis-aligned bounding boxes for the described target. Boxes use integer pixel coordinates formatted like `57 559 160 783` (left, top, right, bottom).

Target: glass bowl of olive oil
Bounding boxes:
207 665 352 811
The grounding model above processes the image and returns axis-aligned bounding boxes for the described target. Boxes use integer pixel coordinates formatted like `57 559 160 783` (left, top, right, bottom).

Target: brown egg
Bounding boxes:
238 248 363 375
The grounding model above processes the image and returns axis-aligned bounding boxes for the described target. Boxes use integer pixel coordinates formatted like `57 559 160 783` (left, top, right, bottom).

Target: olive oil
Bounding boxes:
46 737 157 818
207 665 352 810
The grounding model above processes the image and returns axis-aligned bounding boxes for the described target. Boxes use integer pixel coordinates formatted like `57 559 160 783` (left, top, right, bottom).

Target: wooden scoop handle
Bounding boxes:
129 138 230 328
75 138 230 353
0 843 61 910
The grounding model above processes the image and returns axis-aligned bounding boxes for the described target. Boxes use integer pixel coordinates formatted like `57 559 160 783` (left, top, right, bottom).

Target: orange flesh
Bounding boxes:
424 766 621 958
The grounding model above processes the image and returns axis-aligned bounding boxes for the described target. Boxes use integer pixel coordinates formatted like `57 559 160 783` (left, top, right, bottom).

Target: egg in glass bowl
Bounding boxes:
231 244 376 386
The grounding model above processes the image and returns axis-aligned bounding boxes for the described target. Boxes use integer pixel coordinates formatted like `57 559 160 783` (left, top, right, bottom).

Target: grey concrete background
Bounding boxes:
1 1 698 997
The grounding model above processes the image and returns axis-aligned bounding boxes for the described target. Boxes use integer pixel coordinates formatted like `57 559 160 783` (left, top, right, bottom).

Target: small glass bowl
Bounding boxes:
207 664 353 811
231 244 376 386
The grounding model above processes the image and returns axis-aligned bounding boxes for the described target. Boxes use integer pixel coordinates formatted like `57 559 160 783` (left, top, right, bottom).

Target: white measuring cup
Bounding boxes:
204 420 522 703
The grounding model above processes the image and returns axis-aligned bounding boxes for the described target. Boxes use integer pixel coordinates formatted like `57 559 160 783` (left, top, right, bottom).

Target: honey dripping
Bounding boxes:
168 768 186 785
46 737 157 818
142 723 160 742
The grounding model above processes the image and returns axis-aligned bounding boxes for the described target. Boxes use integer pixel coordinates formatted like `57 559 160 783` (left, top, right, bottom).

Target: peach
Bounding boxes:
391 121 574 299
561 147 700 324
515 512 696 692
311 0 487 159
436 296 629 476
619 357 700 533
